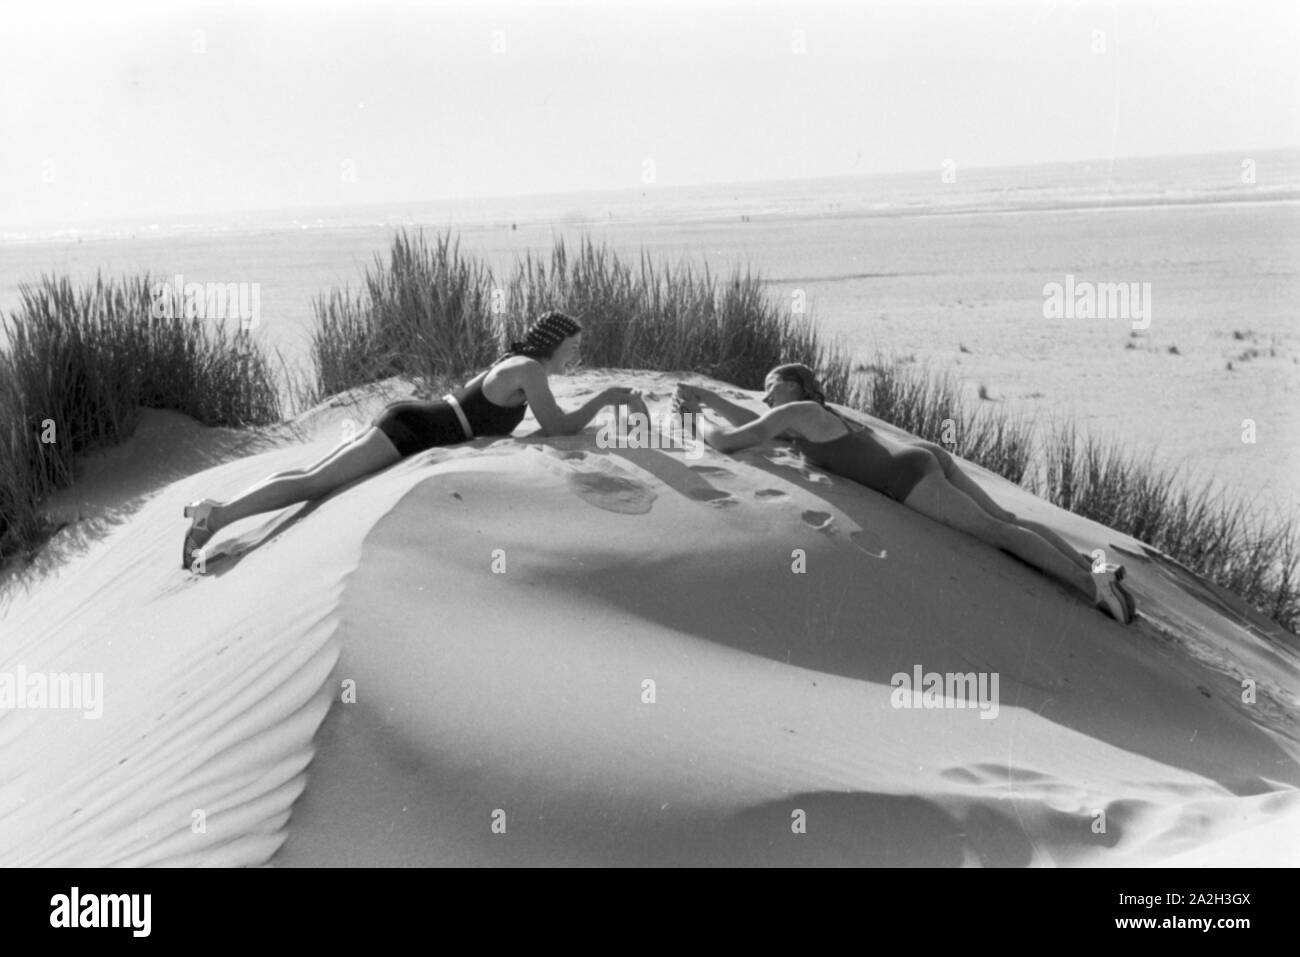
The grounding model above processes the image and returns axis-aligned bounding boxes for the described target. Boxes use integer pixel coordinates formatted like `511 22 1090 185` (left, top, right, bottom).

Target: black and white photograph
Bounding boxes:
1 0 1297 886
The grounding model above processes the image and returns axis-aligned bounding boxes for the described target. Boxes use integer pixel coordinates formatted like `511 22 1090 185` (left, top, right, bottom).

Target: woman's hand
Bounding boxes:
606 386 649 420
624 394 650 422
672 394 702 415
604 386 639 404
673 384 704 414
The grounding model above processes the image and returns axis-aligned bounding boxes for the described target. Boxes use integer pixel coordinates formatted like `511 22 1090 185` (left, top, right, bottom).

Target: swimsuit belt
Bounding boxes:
444 393 474 440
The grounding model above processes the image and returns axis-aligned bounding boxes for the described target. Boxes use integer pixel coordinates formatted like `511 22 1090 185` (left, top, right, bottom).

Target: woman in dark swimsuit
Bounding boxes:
180 311 648 569
675 363 1136 625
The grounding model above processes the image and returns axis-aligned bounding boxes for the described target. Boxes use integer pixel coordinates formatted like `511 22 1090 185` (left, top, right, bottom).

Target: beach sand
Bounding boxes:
2 370 1296 866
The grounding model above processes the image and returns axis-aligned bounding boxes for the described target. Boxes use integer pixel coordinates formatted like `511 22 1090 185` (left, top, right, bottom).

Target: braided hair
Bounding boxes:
500 310 582 362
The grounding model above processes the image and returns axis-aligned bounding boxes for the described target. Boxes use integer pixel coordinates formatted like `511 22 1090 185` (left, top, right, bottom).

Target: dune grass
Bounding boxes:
845 357 1037 484
3 230 1296 634
0 272 281 563
1034 421 1299 627
310 228 850 402
311 231 500 401
501 237 851 396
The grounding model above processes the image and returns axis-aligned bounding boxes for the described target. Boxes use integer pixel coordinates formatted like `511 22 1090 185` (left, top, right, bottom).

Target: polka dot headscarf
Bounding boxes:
507 311 582 359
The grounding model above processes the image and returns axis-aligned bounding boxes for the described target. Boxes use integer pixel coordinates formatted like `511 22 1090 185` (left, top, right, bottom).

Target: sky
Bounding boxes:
2 0 1298 228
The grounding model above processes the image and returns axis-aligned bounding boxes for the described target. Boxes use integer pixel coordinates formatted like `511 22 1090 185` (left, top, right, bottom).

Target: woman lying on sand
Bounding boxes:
674 364 1136 624
181 311 648 569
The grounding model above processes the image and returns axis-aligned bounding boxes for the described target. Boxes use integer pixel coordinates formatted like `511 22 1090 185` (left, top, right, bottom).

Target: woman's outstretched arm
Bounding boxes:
676 384 760 427
692 402 804 453
517 361 646 435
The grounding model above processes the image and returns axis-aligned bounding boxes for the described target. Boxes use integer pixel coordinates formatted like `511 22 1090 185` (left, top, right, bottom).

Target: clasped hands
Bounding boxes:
671 383 705 415
609 382 707 418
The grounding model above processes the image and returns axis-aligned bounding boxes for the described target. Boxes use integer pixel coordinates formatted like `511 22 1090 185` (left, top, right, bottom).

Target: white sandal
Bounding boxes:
182 500 218 570
1092 562 1136 625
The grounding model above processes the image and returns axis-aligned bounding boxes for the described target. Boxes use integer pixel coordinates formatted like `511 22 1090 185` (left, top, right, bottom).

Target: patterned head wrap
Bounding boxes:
507 311 582 360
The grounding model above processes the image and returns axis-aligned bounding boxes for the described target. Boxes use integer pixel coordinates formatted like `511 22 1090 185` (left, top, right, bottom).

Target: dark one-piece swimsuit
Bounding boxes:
791 418 937 503
372 377 528 458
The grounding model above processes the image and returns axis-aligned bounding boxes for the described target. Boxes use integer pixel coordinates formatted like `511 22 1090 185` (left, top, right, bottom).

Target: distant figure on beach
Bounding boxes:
675 364 1136 624
180 311 648 569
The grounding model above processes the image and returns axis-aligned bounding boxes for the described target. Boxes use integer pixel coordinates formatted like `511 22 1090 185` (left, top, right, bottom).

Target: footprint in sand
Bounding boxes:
538 447 656 514
942 765 1059 788
768 451 832 484
567 471 657 514
764 450 802 466
688 487 739 507
801 510 834 531
754 488 788 500
689 465 734 478
969 764 1055 784
850 529 888 559
939 767 984 785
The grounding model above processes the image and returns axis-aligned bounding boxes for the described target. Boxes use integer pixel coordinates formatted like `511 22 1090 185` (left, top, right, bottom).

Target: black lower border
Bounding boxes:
2 866 1286 943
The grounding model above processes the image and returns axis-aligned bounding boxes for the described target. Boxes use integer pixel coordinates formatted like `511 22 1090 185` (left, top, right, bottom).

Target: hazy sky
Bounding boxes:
2 0 1298 227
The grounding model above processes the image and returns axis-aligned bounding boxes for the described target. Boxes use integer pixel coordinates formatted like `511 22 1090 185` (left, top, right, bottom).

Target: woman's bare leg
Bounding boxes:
203 427 401 535
915 441 1093 573
902 471 1095 597
221 433 362 500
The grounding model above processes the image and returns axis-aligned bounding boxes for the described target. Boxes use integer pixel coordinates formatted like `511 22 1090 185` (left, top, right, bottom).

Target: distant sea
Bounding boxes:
3 149 1298 514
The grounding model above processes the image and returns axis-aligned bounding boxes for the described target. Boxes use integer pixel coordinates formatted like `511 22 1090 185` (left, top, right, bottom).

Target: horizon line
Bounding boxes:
10 142 1300 236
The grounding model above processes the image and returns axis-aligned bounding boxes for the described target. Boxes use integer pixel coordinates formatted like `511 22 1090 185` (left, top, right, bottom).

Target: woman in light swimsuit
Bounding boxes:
675 363 1136 624
180 311 648 569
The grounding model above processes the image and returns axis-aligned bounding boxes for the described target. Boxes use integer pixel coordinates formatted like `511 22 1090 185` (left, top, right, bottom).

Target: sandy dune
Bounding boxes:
2 371 1297 866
